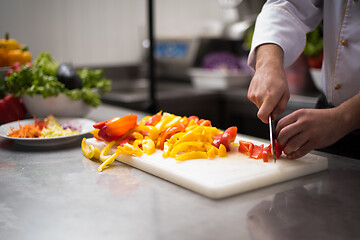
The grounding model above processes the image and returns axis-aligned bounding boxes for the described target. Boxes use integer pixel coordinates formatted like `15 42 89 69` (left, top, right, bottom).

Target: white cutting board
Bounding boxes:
86 137 328 199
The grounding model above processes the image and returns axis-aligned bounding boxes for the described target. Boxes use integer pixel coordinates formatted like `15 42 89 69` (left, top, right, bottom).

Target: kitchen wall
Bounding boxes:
0 0 225 67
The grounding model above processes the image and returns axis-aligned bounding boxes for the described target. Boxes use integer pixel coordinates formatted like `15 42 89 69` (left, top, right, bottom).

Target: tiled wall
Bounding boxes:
0 0 223 67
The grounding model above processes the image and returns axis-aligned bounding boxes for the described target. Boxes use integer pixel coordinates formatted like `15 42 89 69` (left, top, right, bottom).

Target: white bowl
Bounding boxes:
22 94 92 118
188 68 252 90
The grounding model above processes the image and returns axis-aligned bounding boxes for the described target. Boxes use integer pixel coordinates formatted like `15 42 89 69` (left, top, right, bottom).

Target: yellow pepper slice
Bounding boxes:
98 148 121 172
207 146 217 159
133 132 144 140
155 113 174 130
81 138 101 159
163 116 181 129
168 132 185 144
141 137 155 155
90 129 100 138
133 125 160 141
138 116 151 126
218 144 227 157
169 141 205 158
100 141 116 162
175 151 208 161
162 141 172 158
173 131 202 147
119 143 143 157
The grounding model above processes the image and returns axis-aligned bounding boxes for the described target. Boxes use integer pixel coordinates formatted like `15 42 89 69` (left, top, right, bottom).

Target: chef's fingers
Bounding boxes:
286 141 313 159
275 114 301 145
272 91 290 121
275 110 300 134
257 96 280 123
282 131 309 156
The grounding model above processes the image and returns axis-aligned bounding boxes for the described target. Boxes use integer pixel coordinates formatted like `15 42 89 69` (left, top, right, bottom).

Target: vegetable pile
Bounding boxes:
5 52 111 107
81 112 285 172
0 32 32 67
7 115 80 138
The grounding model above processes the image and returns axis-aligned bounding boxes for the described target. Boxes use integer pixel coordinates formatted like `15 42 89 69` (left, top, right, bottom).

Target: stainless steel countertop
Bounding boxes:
1 104 359 240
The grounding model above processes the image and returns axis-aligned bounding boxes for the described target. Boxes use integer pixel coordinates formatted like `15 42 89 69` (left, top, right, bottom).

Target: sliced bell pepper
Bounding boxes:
275 139 286 159
98 142 121 172
169 141 205 158
218 144 227 157
81 138 101 159
100 141 116 162
105 114 137 137
93 119 111 129
198 119 212 126
212 126 237 151
158 125 185 150
238 140 254 156
141 137 156 155
262 144 272 162
98 126 121 142
145 114 162 126
187 116 199 123
251 144 264 159
175 151 208 161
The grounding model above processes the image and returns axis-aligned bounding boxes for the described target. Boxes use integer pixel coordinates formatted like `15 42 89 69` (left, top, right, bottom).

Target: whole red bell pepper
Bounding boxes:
0 94 26 124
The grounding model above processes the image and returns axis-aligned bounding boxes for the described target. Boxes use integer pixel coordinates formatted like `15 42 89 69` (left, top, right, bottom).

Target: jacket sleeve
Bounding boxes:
248 0 323 69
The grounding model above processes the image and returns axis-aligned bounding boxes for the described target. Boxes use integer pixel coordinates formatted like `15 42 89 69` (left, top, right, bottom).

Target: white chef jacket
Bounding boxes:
248 0 360 107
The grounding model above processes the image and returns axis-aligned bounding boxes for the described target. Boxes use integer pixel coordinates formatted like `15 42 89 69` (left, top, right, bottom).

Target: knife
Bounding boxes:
268 115 276 163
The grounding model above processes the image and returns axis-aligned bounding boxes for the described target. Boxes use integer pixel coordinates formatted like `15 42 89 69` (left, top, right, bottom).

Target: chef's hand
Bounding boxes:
276 93 360 159
248 44 290 123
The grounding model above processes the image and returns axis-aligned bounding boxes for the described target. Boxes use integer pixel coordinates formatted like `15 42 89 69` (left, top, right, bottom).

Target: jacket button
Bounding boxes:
341 40 348 46
334 84 341 89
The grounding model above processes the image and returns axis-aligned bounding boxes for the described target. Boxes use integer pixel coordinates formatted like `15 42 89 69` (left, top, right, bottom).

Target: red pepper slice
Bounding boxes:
212 133 222 148
145 114 162 126
262 144 272 162
98 126 121 142
220 126 237 151
239 140 273 162
188 116 199 123
198 119 212 126
93 119 112 129
158 125 185 150
238 140 254 156
275 139 286 159
105 114 137 137
251 144 264 159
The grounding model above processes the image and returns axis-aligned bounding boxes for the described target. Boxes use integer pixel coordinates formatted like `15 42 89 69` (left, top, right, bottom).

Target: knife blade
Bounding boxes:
268 115 276 163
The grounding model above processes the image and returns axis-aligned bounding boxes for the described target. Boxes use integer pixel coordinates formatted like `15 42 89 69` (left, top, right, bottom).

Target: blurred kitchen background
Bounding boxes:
0 0 323 139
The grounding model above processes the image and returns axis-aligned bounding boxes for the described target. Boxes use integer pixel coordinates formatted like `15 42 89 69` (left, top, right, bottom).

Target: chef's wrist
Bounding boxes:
329 94 360 136
255 43 284 71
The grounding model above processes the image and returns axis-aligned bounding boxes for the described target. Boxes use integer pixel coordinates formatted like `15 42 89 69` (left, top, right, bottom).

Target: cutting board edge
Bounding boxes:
116 153 328 199
203 157 329 199
85 138 329 199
